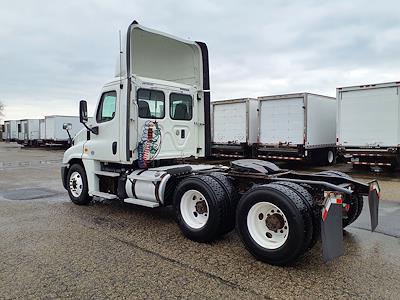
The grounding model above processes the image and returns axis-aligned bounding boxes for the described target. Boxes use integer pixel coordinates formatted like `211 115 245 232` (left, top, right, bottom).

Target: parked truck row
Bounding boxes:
211 93 337 165
2 116 89 147
211 81 400 168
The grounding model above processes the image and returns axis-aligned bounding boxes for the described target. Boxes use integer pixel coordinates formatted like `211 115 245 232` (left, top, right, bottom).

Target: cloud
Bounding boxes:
1 0 399 119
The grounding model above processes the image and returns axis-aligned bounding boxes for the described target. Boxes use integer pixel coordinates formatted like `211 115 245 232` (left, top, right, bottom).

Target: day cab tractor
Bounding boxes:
61 21 380 266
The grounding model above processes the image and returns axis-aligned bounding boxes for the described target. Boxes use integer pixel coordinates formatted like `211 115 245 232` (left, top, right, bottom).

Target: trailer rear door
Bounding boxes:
212 101 247 144
259 97 304 145
338 86 399 147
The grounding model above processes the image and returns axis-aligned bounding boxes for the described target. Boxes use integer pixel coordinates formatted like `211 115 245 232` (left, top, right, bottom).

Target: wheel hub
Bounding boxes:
195 200 208 214
69 171 83 198
265 213 284 232
247 201 289 249
180 190 210 229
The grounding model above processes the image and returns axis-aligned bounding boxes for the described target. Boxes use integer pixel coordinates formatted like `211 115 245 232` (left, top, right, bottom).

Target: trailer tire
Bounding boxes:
173 175 233 243
236 184 312 266
209 172 238 234
67 164 92 205
327 149 336 165
274 181 319 250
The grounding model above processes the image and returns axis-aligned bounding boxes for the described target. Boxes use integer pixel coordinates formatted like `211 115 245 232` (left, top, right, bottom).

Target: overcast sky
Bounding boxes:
1 0 399 120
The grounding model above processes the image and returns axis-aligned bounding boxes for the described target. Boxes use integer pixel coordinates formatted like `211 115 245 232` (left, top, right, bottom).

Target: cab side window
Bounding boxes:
96 91 117 123
170 93 192 120
137 89 165 119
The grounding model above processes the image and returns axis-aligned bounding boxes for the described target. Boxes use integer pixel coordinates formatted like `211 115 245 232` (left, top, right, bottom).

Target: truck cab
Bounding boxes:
62 21 210 199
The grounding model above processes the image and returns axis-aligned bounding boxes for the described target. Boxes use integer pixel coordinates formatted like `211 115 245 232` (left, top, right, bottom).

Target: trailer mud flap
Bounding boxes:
368 180 380 231
321 195 344 262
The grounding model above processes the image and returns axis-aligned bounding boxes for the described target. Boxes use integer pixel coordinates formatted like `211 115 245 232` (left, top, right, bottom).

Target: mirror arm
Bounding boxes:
66 129 72 144
83 123 98 135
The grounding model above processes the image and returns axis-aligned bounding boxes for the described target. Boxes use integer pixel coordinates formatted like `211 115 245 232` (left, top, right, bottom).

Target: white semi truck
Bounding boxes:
4 120 19 141
211 98 258 158
17 119 40 145
257 93 336 164
337 81 400 168
61 21 380 265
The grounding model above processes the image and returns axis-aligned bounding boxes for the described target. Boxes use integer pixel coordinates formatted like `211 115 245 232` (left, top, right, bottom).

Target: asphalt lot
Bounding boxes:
1 142 400 299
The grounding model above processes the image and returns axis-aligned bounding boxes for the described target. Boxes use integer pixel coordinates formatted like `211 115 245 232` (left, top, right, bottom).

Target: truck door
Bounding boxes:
83 85 121 162
135 88 197 161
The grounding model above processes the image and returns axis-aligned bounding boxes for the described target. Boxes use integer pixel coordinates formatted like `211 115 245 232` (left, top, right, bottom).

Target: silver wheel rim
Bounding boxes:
247 202 289 249
180 190 209 229
69 171 83 197
327 150 334 163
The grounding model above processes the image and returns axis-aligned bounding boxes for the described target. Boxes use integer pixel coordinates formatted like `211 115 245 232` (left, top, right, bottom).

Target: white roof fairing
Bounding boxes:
115 23 203 89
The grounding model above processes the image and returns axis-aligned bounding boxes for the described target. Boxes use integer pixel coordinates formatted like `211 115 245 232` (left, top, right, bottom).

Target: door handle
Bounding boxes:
112 142 117 155
181 130 185 139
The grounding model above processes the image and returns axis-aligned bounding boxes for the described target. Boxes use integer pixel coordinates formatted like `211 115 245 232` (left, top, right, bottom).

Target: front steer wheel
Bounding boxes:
67 164 92 205
173 175 234 243
236 184 312 266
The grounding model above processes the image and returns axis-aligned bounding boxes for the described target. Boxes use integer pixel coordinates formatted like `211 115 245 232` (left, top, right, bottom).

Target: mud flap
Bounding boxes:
321 195 344 262
368 181 380 232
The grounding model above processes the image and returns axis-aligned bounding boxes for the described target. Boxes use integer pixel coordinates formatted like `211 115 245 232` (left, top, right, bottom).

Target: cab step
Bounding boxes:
91 191 118 200
124 198 160 208
94 170 120 177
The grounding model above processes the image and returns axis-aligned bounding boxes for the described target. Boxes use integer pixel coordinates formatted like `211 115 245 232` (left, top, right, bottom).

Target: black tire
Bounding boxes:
208 172 239 234
67 164 92 205
326 149 336 165
275 181 319 250
173 175 233 243
315 170 363 227
342 195 364 228
236 184 312 266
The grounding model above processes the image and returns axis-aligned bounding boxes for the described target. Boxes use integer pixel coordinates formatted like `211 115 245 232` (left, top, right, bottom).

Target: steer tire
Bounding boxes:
236 184 312 266
67 164 92 205
209 172 238 234
275 181 319 250
173 175 232 243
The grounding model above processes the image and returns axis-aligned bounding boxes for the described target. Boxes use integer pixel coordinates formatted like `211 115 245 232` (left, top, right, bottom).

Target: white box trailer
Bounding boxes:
211 98 258 158
0 124 4 141
39 119 46 141
4 120 19 141
44 115 83 144
257 93 336 164
17 119 40 145
337 81 400 167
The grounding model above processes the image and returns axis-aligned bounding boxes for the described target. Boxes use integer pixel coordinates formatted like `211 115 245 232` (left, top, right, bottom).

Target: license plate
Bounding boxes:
351 157 359 162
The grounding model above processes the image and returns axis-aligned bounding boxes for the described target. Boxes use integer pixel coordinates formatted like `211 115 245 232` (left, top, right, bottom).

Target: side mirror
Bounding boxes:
63 123 72 130
79 100 88 123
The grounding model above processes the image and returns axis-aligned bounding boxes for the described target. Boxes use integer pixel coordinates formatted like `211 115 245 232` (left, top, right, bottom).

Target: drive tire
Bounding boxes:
275 181 319 250
173 175 233 243
236 184 312 266
209 172 238 234
316 170 363 227
67 164 92 205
